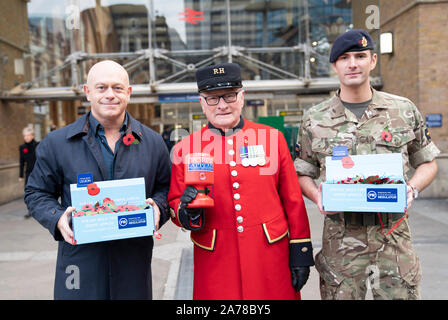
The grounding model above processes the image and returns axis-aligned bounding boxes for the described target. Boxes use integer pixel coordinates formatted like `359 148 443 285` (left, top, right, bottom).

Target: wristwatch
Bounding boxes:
410 184 419 199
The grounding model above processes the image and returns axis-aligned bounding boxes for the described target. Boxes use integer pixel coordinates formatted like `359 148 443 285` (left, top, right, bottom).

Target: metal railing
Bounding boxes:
1 0 370 101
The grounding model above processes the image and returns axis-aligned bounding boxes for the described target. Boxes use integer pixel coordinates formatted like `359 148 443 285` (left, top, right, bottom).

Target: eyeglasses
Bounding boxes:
200 91 241 106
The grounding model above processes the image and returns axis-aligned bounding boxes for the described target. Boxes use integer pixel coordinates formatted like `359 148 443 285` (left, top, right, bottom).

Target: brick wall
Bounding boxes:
417 2 448 152
0 0 33 163
379 2 420 103
0 164 25 204
379 0 448 198
380 0 448 153
0 101 35 163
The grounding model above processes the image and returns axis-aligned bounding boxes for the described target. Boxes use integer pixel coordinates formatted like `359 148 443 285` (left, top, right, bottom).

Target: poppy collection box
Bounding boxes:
321 153 407 213
70 177 154 245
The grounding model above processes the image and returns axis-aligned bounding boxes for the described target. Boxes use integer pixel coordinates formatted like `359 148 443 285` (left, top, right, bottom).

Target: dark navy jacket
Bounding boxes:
24 111 171 299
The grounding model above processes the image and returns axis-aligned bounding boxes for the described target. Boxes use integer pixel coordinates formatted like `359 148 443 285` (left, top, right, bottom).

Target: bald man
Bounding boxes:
25 60 171 299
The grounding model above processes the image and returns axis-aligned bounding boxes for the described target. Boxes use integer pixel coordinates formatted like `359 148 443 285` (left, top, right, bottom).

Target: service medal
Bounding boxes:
240 145 266 167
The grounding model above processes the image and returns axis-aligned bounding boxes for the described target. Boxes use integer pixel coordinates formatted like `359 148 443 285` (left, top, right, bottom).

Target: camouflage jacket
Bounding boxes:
294 88 440 181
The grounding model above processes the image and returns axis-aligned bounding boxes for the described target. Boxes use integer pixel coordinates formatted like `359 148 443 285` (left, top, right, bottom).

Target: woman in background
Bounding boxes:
19 126 38 219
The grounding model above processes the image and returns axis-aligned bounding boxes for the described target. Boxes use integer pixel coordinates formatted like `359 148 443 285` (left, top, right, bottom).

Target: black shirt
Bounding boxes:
342 99 372 120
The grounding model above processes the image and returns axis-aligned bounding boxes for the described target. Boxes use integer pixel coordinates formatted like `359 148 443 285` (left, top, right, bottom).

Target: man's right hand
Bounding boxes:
57 206 76 245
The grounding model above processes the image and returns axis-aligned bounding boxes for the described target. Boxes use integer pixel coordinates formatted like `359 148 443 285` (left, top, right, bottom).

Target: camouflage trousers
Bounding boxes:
315 214 421 300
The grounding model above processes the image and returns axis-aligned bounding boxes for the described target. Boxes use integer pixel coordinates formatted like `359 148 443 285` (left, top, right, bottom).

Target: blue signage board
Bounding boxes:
426 114 442 128
246 99 265 107
158 94 199 103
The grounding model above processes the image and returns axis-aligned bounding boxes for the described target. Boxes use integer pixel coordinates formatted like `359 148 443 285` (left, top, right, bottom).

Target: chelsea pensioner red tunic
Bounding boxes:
168 120 313 300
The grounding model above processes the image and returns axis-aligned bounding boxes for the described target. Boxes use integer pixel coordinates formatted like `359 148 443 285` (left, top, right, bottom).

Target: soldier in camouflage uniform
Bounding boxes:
294 29 440 300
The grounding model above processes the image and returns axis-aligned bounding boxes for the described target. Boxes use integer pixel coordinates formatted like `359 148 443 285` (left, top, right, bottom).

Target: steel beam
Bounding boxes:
1 77 383 102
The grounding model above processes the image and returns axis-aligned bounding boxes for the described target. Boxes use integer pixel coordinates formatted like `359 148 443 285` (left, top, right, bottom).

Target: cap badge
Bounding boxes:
359 36 368 47
213 67 225 75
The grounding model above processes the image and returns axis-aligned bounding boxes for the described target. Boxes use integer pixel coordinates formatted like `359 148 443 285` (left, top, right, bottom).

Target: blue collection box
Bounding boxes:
322 153 407 213
70 177 155 245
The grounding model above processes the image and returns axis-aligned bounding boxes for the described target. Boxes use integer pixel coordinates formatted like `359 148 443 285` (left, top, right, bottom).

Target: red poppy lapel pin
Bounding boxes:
382 115 393 142
381 130 392 142
381 131 392 142
123 133 139 146
23 148 28 154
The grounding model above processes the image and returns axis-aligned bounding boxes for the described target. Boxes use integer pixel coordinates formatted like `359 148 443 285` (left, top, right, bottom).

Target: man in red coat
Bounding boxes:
168 63 314 300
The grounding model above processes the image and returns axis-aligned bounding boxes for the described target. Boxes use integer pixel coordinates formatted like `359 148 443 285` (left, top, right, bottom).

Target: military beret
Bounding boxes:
196 63 242 93
329 29 375 63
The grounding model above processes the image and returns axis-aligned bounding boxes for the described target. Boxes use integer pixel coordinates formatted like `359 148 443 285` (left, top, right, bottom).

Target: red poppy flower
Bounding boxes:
81 204 94 211
103 207 112 214
381 131 392 142
23 148 28 154
123 133 135 146
102 197 115 206
87 183 100 196
126 205 139 211
117 205 126 212
341 156 355 169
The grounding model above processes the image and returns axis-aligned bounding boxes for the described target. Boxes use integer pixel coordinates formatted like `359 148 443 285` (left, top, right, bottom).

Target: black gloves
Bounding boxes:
178 186 204 231
289 241 314 292
180 186 199 209
290 266 310 292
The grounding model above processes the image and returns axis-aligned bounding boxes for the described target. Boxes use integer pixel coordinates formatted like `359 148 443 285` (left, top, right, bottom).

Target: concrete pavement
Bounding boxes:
0 196 447 300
